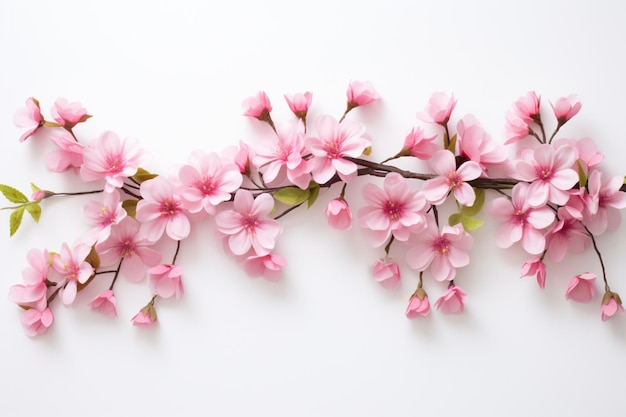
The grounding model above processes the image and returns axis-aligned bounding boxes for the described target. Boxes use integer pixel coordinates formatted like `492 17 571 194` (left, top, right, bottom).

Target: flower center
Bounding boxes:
63 262 78 280
242 214 258 231
107 157 122 174
325 141 342 159
513 209 527 225
121 240 136 257
432 236 450 256
99 207 116 226
160 199 181 217
536 166 552 180
196 178 216 196
383 200 403 220
445 172 462 188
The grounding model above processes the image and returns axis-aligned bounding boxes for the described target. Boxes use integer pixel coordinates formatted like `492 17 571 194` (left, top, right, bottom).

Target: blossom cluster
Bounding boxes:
5 81 626 337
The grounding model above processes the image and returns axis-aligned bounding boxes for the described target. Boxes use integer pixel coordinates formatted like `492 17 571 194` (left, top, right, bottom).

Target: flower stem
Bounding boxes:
584 226 610 292
108 259 124 291
172 240 181 264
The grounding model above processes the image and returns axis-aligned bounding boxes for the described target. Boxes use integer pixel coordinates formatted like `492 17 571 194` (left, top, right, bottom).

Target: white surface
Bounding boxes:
1 1 626 416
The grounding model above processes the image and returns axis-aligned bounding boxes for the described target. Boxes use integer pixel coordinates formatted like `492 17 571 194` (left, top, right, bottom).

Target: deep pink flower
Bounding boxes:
402 127 438 160
21 307 54 337
9 248 49 310
583 170 626 235
545 208 589 263
565 273 596 303
416 92 456 125
551 95 582 124
131 303 157 326
80 131 149 193
405 288 430 318
82 189 127 245
242 91 272 119
14 97 44 142
324 198 352 230
215 190 282 256
434 285 467 314
372 259 401 290
358 172 427 247
422 150 482 206
88 290 118 317
148 264 184 299
96 218 162 282
346 80 380 107
284 92 312 118
504 113 530 145
50 242 94 305
46 132 85 172
179 150 243 215
457 115 507 173
306 115 370 183
601 292 625 321
512 91 541 122
489 182 555 255
243 253 287 282
520 258 547 289
50 98 90 129
136 176 191 242
405 218 473 282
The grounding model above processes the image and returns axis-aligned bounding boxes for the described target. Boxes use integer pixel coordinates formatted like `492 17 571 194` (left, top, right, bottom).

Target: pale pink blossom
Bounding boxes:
405 218 473 282
405 288 430 318
80 131 148 193
512 91 541 122
88 290 117 317
520 258 547 289
554 137 604 172
242 91 272 119
402 127 438 160
131 303 157 326
434 285 467 314
179 150 243 214
21 307 54 337
346 80 380 107
306 115 370 183
324 198 352 230
46 132 85 172
545 208 589 263
82 189 127 245
50 98 90 128
601 292 625 321
136 176 191 241
372 259 401 290
284 92 312 117
583 170 626 235
513 144 579 207
243 253 287 282
149 264 184 299
14 97 44 142
358 172 427 247
457 115 507 172
9 248 49 310
215 190 282 256
504 112 530 145
489 182 555 255
50 242 94 305
417 92 456 125
565 273 596 303
551 94 582 124
222 140 252 175
96 218 162 282
421 150 481 206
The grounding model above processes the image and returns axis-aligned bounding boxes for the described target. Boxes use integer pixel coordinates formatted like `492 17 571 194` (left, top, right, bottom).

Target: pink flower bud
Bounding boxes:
242 91 272 119
417 92 457 125
520 258 547 289
346 80 380 107
372 259 401 290
31 190 46 201
51 98 90 128
601 292 625 321
131 303 157 326
324 198 352 230
14 97 44 142
434 285 467 315
88 290 118 317
284 92 312 118
402 127 438 159
513 91 541 122
565 273 596 303
405 288 430 318
551 94 581 124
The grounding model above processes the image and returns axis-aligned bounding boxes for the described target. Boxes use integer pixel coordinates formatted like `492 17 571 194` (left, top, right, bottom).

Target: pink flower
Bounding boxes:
49 242 94 305
512 91 541 122
284 92 312 118
306 115 370 183
9 248 49 310
421 150 482 206
405 288 430 318
434 285 467 314
520 258 547 289
14 97 44 142
131 302 157 326
565 273 596 303
372 259 401 290
358 172 427 247
223 140 253 175
514 144 579 207
405 218 473 282
324 198 352 230
243 253 287 282
504 113 530 145
46 132 85 172
242 91 272 119
136 176 191 241
88 290 117 317
554 137 604 172
80 131 149 193
31 190 46 201
601 292 625 321
457 115 507 173
489 182 555 255
179 150 243 215
21 308 54 337
545 208 589 263
82 189 127 245
583 170 626 235
346 80 380 107
215 190 282 256
402 127 438 160
417 92 457 125
148 264 184 299
96 218 162 282
50 98 90 128
551 94 582 124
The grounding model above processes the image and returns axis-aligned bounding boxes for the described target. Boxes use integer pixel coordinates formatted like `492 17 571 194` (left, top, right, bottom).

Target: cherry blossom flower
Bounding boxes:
136 176 191 242
545 208 588 263
358 172 427 247
402 127 438 160
46 132 85 172
324 198 352 230
421 150 481 206
565 273 596 303
489 182 555 255
88 290 117 317
50 242 94 305
416 92 456 125
14 97 44 142
82 189 127 245
131 303 157 326
96 218 162 282
243 253 287 282
551 94 582 124
434 285 467 314
21 308 54 337
306 115 370 183
50 98 90 129
242 91 272 119
405 288 430 318
9 248 49 310
178 150 243 215
405 218 473 282
514 144 579 207
284 92 312 118
554 137 604 172
222 140 252 175
346 80 380 107
583 170 626 235
520 258 547 289
80 131 149 193
372 259 401 290
512 91 541 122
457 115 507 172
601 292 625 321
215 190 282 256
148 264 184 299
504 113 530 145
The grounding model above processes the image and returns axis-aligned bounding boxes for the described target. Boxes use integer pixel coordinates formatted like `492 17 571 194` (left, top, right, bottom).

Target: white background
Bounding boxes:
1 1 626 416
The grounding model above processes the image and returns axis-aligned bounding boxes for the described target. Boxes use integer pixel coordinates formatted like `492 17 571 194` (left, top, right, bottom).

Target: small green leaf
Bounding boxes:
122 199 138 218
461 216 484 231
460 188 485 217
132 167 158 184
307 182 320 208
30 183 41 192
25 203 41 223
0 184 28 204
448 213 462 226
362 146 372 156
273 187 310 206
577 160 587 188
9 207 25 236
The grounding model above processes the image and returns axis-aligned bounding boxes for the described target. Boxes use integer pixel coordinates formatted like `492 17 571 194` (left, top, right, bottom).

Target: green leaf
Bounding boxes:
273 187 310 206
9 207 25 236
461 216 484 231
0 184 28 204
122 199 138 218
30 183 41 192
448 213 462 226
460 188 485 217
307 182 320 208
132 167 158 184
577 160 587 188
25 203 41 223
